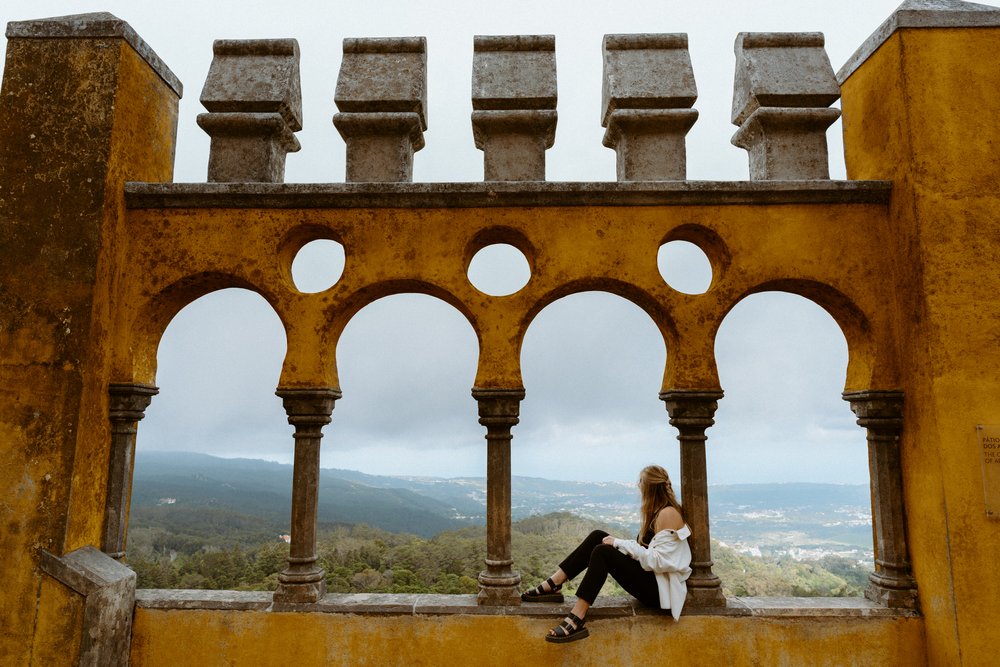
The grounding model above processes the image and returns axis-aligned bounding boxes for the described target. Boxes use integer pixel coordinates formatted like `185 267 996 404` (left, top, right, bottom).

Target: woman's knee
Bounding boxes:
586 529 609 542
589 543 617 563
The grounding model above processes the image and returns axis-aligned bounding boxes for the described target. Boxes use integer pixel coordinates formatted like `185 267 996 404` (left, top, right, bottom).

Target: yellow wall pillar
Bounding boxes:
839 2 1000 664
0 13 180 664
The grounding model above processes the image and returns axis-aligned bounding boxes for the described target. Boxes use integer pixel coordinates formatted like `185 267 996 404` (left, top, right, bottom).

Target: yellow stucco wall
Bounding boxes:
0 31 179 665
841 27 1000 666
115 200 894 394
130 609 926 667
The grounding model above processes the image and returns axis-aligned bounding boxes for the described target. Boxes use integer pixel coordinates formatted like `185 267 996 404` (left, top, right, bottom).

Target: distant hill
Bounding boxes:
133 452 477 538
132 451 872 553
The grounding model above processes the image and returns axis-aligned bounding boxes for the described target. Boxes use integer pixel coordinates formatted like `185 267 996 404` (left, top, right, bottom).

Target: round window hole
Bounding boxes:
657 240 713 295
291 239 346 293
468 243 531 296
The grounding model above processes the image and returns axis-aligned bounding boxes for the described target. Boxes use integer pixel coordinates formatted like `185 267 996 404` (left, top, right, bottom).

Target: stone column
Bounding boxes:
601 34 699 181
472 35 557 181
472 388 525 605
272 388 340 605
104 384 158 560
660 390 726 607
197 39 302 183
730 33 841 180
334 37 427 183
843 390 919 610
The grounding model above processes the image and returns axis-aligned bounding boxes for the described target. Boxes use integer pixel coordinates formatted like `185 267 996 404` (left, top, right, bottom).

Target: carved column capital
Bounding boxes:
108 383 158 425
843 390 904 429
660 390 724 428
276 387 341 429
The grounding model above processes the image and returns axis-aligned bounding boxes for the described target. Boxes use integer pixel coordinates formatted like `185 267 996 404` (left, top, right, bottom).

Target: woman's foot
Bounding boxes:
545 612 589 643
521 576 564 602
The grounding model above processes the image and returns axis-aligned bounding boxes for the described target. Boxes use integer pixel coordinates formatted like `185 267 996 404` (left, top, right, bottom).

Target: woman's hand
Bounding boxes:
602 535 616 546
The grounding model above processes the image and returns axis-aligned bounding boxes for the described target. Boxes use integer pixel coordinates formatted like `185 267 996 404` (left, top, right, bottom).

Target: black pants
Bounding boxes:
558 529 661 608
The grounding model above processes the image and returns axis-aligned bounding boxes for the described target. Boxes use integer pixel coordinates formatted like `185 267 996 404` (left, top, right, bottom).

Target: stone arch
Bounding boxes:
717 278 875 393
517 289 674 480
125 271 286 385
284 278 480 390
327 291 481 474
520 277 675 362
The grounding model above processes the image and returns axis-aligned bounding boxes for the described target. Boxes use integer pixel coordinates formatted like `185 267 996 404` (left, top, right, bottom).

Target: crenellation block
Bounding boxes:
333 37 427 183
601 33 696 124
730 32 841 180
472 35 557 181
731 32 839 126
197 38 302 183
602 33 698 181
472 34 557 110
335 37 427 129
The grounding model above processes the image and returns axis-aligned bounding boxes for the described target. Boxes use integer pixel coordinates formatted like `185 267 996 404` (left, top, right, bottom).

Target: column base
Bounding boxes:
273 574 326 605
685 575 727 608
477 570 522 606
865 574 919 610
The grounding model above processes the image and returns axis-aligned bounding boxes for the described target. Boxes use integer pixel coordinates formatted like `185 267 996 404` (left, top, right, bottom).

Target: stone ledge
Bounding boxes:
135 590 919 619
125 180 892 209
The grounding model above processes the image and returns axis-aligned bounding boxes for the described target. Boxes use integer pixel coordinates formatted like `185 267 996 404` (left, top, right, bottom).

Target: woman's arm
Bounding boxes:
613 527 691 574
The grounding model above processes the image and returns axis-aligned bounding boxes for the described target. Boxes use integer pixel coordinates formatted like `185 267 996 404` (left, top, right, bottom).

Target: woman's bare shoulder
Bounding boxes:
655 506 685 532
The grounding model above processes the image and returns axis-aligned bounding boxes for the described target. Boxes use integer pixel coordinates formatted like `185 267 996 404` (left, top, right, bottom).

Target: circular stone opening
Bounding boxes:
467 243 531 296
657 240 713 295
291 239 346 293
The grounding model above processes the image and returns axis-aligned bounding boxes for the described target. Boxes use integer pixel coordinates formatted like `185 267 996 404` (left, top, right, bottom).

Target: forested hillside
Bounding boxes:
127 512 870 597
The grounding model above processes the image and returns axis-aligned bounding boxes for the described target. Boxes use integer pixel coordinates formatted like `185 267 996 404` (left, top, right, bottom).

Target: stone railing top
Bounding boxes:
839 0 1000 83
4 12 182 97
134 589 920 619
124 179 892 210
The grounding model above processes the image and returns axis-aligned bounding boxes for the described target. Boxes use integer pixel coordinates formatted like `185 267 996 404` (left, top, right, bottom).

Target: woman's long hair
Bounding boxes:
638 465 683 545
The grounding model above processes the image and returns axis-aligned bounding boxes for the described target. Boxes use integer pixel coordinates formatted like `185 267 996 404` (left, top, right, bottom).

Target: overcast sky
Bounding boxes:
3 0 958 485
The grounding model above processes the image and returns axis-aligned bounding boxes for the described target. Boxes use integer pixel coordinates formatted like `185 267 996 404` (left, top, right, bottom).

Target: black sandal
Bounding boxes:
521 577 564 602
545 612 589 643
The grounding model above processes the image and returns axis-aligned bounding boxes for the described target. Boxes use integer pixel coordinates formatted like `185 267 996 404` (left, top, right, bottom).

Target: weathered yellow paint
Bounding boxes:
0 28 179 666
130 609 927 667
115 201 891 395
29 577 83 667
842 26 1000 667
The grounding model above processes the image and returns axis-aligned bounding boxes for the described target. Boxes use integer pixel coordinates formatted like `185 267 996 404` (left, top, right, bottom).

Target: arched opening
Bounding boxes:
319 293 483 594
128 288 289 589
712 291 872 597
517 291 674 597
